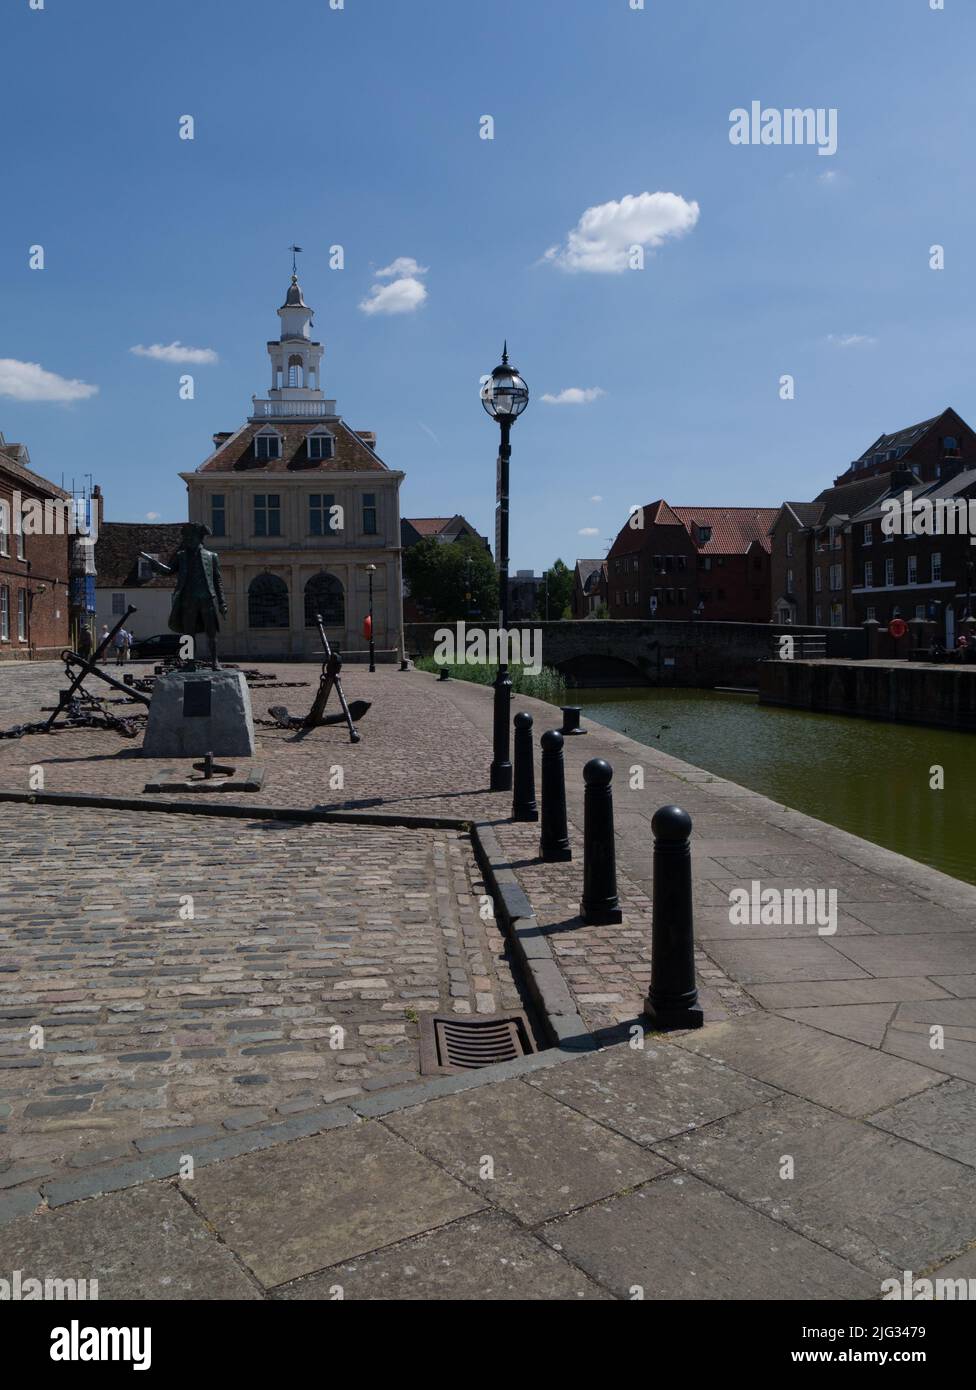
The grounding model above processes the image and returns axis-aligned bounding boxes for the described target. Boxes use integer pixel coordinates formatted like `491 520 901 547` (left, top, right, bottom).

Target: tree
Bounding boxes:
535 558 573 620
402 535 498 621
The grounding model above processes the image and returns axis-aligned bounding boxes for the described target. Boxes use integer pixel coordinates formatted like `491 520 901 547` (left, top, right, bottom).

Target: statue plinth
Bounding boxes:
141 670 256 758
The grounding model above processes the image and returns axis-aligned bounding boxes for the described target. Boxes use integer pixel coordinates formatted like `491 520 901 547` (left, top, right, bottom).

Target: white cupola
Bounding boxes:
265 274 325 403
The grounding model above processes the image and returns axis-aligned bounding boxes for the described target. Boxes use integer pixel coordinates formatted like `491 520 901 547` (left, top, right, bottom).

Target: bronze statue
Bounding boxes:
140 523 228 669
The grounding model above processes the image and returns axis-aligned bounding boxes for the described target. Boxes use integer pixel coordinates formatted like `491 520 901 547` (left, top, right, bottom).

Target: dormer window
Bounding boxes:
138 554 160 581
255 430 282 461
697 525 712 544
307 431 335 461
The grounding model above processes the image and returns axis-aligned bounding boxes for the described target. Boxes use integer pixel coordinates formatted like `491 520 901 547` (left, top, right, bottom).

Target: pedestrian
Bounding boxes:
99 625 110 663
78 625 93 661
114 626 131 666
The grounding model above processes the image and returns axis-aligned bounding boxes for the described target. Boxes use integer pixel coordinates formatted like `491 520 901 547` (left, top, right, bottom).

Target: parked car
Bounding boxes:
129 632 182 660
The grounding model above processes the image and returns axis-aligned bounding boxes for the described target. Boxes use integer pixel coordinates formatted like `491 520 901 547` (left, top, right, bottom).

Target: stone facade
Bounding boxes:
181 273 405 662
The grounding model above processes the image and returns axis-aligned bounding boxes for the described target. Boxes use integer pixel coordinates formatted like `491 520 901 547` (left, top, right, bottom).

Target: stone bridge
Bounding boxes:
404 620 867 689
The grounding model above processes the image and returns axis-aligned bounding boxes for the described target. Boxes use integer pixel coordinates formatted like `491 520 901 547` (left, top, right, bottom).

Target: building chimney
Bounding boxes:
212 432 232 450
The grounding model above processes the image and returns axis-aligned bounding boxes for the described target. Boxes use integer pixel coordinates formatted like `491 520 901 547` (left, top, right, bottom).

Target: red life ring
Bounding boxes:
363 615 373 641
888 618 908 639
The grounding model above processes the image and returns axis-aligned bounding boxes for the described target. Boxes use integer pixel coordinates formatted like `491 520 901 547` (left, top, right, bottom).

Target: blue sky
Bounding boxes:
2 0 974 571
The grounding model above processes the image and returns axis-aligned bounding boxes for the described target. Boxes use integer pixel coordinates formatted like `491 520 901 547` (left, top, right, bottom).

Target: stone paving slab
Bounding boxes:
276 1210 611 1301
183 1123 486 1287
700 937 869 985
655 1094 976 1277
870 1079 976 1169
749 978 953 1010
543 1172 878 1301
843 903 976 934
831 934 976 978
384 1078 671 1225
779 1003 896 1048
933 975 976 998
0 1183 260 1299
525 1038 775 1145
671 1013 940 1117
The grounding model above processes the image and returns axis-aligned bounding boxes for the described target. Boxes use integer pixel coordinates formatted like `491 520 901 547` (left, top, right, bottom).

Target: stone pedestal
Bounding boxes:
141 670 257 758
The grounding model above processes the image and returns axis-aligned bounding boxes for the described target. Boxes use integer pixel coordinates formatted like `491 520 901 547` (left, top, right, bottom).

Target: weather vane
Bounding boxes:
288 244 303 276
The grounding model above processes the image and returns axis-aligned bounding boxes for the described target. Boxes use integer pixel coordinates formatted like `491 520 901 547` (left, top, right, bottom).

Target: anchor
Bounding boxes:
267 614 369 743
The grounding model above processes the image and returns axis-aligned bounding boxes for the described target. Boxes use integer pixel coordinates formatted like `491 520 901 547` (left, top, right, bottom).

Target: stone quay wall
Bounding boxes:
759 658 976 732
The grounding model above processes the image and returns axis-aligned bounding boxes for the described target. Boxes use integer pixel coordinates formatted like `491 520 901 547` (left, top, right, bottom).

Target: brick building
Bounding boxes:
181 270 405 661
0 433 71 661
832 407 976 487
606 502 778 623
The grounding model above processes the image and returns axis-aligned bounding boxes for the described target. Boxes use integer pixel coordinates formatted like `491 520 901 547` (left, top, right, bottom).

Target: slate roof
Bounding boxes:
852 467 976 522
856 414 942 462
195 419 387 474
94 522 184 588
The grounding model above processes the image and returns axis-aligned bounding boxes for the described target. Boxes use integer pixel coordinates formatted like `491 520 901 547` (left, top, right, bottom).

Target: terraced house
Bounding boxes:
181 272 405 661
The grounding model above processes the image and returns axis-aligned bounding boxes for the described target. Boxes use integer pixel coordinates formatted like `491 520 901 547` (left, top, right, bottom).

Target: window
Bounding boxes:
915 605 926 619
16 525 24 560
885 558 895 586
666 588 675 605
678 587 687 604
932 552 942 582
697 525 712 544
829 565 843 591
907 555 917 585
943 436 958 451
137 554 160 581
863 523 873 545
786 532 793 558
866 606 876 620
815 605 822 625
304 572 345 627
362 492 377 535
653 555 663 573
307 433 334 461
814 569 822 593
17 590 26 640
112 593 126 615
254 494 281 537
287 355 304 388
211 495 226 537
677 555 687 571
665 555 674 573
0 503 8 557
864 562 873 587
309 493 336 536
787 568 794 591
0 586 7 640
248 573 289 628
255 433 281 461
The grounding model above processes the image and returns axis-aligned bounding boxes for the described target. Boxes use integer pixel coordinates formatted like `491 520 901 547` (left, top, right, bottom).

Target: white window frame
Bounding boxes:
254 429 283 462
17 589 26 641
307 431 335 461
0 502 8 558
0 586 8 640
864 561 873 587
885 558 895 586
814 569 822 593
863 523 872 546
907 555 918 585
932 552 942 582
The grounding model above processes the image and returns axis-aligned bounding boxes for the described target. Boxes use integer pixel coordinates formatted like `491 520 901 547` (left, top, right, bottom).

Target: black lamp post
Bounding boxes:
365 563 376 672
481 343 529 792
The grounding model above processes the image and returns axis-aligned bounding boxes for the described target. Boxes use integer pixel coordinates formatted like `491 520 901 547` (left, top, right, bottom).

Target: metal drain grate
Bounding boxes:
420 1013 536 1075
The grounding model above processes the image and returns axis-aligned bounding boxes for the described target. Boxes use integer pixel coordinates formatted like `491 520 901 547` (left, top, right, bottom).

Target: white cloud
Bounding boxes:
130 342 218 365
590 495 603 503
826 333 877 348
578 527 600 536
541 387 606 406
145 512 161 521
544 191 700 273
818 169 839 185
0 358 98 403
375 257 429 279
360 278 427 315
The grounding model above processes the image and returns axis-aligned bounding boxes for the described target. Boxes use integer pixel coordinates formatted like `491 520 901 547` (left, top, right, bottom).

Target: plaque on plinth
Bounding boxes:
141 669 256 758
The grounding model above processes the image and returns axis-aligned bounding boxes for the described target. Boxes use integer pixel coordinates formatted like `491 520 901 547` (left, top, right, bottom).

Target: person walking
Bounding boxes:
99 624 110 662
114 626 131 666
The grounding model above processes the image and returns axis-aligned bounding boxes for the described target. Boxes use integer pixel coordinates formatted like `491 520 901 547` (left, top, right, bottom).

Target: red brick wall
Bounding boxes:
0 472 71 660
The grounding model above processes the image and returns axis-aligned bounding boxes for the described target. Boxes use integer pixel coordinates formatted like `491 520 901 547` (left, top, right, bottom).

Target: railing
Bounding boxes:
250 400 337 418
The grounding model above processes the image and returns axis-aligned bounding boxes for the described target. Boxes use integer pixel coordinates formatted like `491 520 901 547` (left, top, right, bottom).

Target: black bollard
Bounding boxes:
438 666 450 681
643 806 703 1030
512 712 539 822
539 730 572 862
580 759 623 924
561 705 586 735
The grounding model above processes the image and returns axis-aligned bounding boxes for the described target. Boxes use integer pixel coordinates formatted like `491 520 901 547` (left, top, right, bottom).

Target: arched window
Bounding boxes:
304 572 344 628
248 573 289 628
287 354 304 388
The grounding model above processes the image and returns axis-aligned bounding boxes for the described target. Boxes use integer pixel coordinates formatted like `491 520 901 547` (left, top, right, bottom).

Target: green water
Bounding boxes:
581 688 976 887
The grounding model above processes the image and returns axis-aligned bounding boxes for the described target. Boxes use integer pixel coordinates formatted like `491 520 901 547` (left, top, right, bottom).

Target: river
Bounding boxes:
581 688 976 887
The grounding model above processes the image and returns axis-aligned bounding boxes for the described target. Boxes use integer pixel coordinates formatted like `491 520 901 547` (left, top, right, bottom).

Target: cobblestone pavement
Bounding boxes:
0 802 522 1201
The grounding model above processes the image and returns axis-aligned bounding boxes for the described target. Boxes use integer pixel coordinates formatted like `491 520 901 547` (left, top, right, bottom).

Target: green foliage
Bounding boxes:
415 656 566 704
403 535 498 621
535 557 574 620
